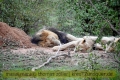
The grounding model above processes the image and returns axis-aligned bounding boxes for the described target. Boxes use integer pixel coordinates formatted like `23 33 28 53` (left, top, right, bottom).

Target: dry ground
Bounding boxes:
0 47 119 71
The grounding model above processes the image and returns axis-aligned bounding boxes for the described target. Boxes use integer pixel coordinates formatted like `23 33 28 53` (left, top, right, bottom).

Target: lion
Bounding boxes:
93 36 120 53
52 36 98 52
48 28 82 43
31 29 61 47
31 27 83 47
101 36 120 53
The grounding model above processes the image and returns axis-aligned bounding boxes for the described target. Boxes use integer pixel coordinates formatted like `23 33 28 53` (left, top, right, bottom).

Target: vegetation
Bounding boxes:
0 0 120 36
0 0 120 80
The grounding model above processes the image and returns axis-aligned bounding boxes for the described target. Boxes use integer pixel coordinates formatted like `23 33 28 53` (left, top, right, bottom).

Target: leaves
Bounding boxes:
0 0 119 36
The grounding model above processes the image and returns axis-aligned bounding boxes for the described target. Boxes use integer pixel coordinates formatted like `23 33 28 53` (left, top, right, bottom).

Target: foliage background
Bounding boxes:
0 0 120 36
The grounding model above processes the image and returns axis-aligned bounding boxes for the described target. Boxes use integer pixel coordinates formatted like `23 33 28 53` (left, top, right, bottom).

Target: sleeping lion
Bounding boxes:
31 27 80 47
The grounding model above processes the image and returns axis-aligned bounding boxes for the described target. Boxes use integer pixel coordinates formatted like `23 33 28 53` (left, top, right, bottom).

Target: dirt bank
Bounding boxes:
0 22 37 48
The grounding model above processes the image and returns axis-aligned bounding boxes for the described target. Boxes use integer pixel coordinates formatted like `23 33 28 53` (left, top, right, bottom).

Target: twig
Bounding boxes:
105 42 114 53
31 43 71 71
31 54 70 71
31 53 71 71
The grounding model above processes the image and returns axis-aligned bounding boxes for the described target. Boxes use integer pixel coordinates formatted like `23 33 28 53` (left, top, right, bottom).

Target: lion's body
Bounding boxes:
52 36 97 52
48 28 69 44
101 37 120 53
31 28 81 47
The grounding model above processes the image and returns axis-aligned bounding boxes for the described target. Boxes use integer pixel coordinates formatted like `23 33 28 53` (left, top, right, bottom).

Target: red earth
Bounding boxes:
0 22 38 48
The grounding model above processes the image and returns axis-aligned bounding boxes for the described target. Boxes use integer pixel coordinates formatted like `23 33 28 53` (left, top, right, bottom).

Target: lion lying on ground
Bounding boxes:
31 29 60 47
31 27 98 52
31 28 120 52
52 36 120 52
100 36 120 53
52 36 98 52
31 28 80 47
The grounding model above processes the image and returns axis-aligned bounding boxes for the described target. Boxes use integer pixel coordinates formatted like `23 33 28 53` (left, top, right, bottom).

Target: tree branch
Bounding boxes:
31 43 71 71
87 0 120 35
31 53 71 71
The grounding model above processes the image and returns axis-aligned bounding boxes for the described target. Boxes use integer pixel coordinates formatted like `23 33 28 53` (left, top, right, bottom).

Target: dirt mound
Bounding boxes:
0 22 37 48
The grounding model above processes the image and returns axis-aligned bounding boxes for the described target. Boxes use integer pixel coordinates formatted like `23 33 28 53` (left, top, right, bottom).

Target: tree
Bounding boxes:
0 0 56 34
0 0 119 36
56 0 120 36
